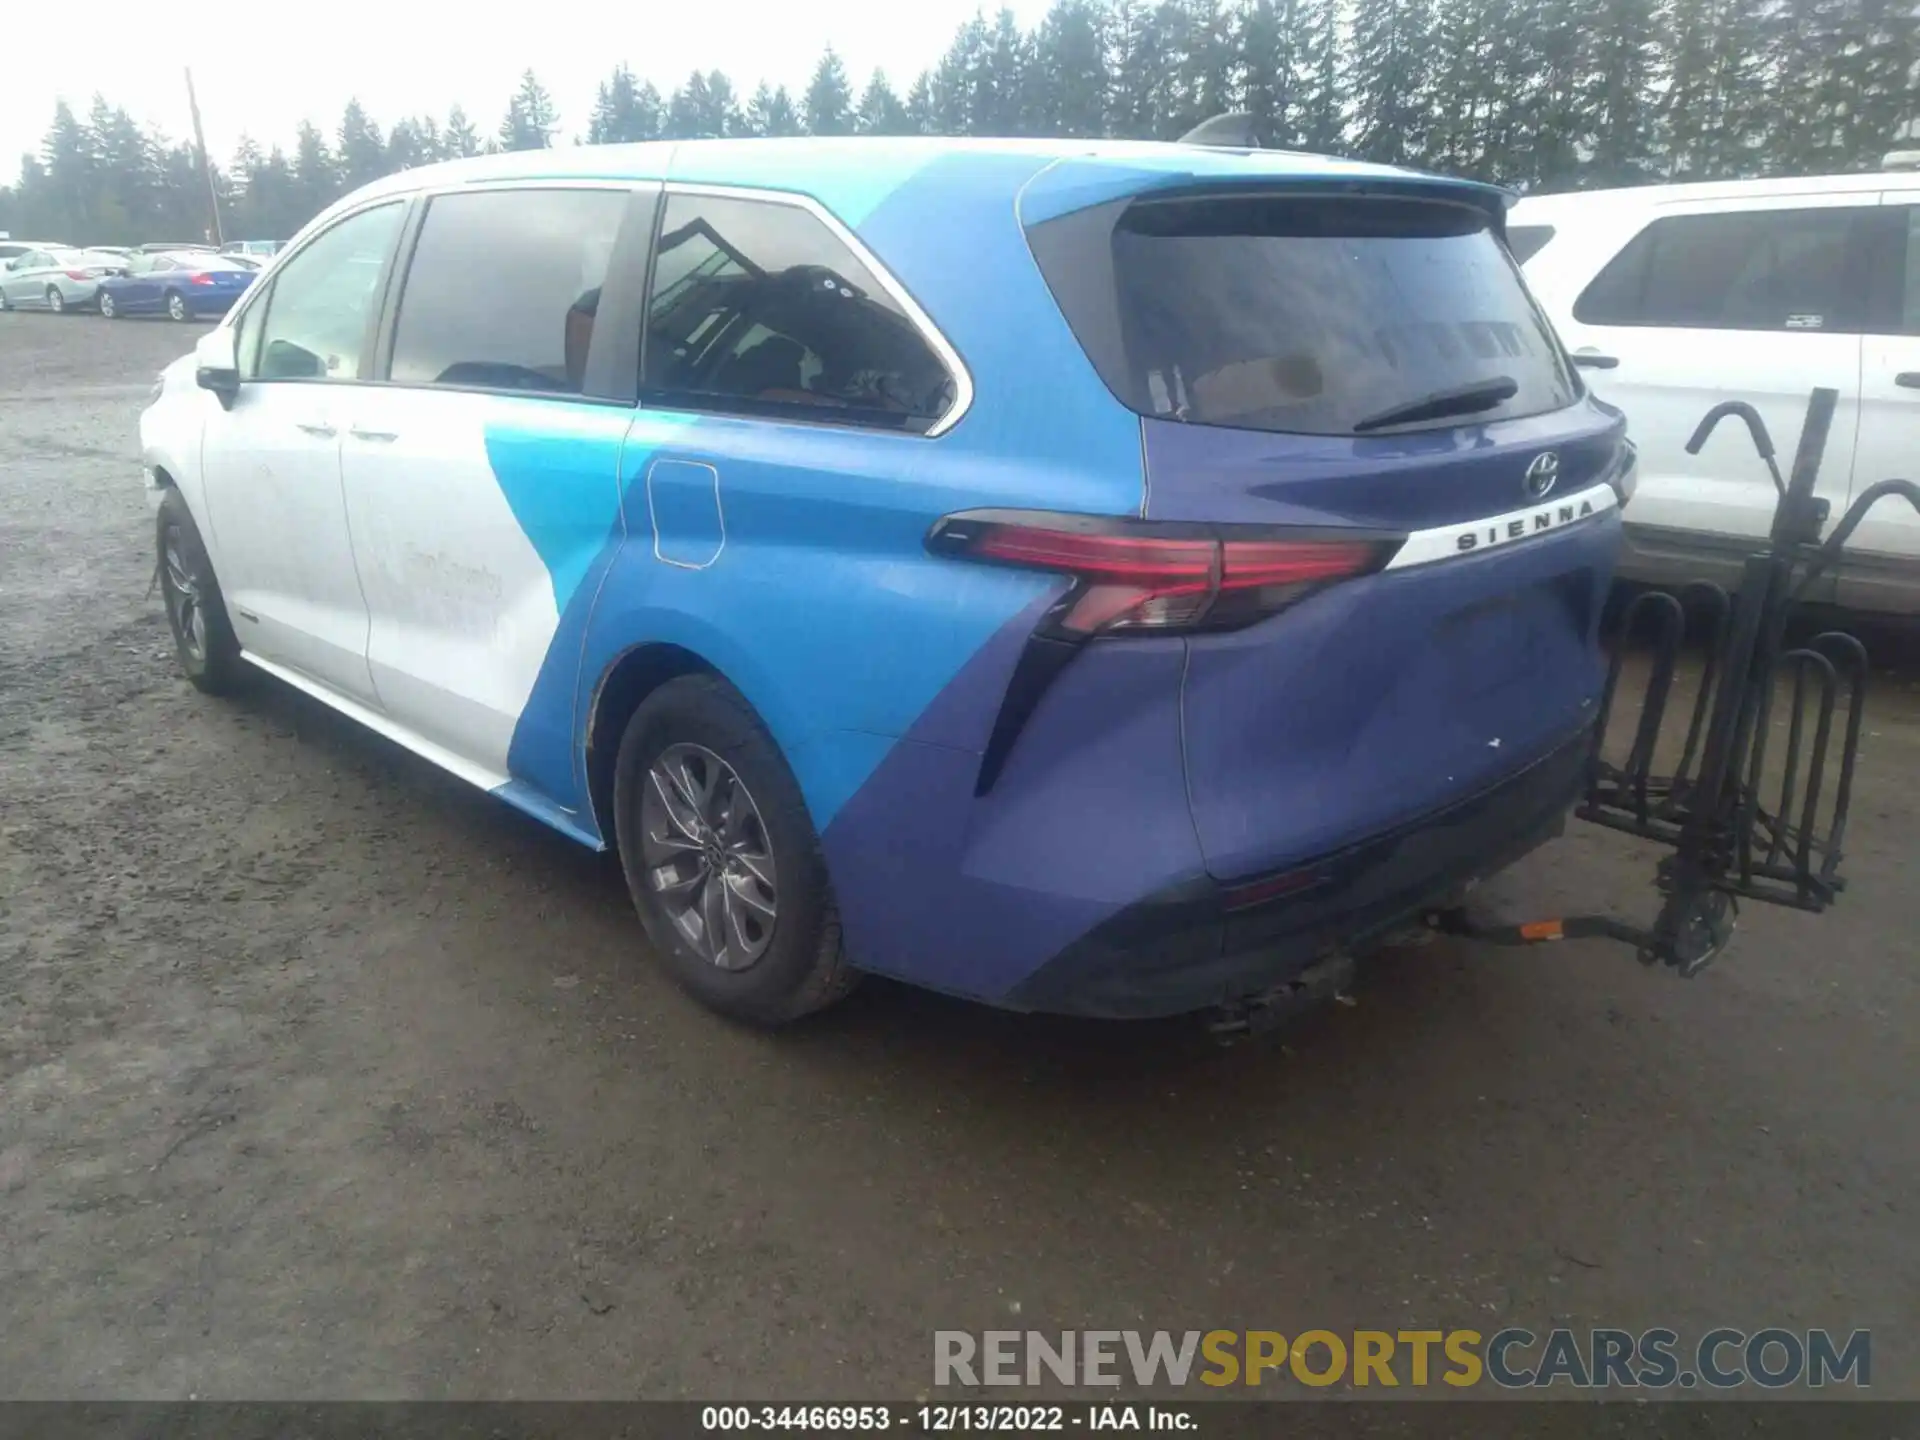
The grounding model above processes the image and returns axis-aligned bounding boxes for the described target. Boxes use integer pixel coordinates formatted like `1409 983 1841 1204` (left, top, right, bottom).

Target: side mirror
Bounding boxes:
194 327 241 408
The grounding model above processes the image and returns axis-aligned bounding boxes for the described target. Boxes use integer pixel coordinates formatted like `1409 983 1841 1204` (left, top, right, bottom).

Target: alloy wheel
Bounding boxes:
167 292 187 322
98 291 116 318
638 743 778 971
160 525 206 663
46 287 63 313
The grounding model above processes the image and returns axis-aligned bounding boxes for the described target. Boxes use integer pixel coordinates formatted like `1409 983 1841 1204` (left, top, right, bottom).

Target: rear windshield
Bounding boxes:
1036 194 1577 437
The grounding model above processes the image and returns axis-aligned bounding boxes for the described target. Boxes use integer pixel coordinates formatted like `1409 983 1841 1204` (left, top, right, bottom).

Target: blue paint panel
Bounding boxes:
1181 514 1619 881
485 411 631 817
493 779 606 850
483 417 626 614
820 617 1202 1002
574 408 1077 830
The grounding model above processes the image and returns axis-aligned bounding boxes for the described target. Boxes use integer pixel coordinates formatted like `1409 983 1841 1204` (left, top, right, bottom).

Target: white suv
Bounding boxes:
1510 174 1920 613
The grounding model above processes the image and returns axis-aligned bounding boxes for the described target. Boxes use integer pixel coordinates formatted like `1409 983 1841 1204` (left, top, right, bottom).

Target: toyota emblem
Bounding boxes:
1524 451 1560 499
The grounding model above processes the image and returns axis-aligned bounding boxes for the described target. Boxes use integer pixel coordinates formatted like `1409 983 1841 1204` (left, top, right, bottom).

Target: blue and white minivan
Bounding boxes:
140 137 1632 1025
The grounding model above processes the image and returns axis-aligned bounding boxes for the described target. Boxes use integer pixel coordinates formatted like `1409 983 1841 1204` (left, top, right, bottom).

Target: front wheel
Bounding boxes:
612 674 856 1025
45 286 64 313
165 290 189 322
156 488 243 694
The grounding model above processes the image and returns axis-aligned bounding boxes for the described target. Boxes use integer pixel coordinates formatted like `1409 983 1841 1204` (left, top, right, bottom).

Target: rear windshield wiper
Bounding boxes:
1351 376 1520 434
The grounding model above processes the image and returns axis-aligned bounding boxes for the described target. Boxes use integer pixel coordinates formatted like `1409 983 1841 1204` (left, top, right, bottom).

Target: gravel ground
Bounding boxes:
2 312 1916 1402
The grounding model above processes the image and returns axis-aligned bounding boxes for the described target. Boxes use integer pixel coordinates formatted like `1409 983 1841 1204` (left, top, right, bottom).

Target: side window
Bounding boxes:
1505 224 1555 264
387 187 628 395
1574 207 1870 332
254 201 404 381
150 257 175 273
641 192 956 431
1888 207 1920 333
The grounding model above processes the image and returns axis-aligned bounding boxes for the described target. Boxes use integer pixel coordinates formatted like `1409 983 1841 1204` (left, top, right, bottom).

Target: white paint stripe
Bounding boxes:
1383 481 1618 571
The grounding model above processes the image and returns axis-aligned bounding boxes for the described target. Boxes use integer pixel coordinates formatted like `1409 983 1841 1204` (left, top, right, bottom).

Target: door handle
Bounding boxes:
349 427 399 442
294 421 336 437
1572 351 1619 370
1896 373 1920 390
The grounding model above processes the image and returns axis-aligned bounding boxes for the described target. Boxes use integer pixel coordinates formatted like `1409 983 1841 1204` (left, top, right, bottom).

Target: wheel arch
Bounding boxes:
582 641 721 852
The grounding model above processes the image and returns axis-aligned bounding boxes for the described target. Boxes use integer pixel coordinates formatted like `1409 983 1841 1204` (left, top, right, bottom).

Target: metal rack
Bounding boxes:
1432 387 1920 974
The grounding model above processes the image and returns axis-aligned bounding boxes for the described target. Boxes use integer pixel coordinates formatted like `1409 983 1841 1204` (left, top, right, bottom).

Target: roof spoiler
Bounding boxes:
1177 113 1268 149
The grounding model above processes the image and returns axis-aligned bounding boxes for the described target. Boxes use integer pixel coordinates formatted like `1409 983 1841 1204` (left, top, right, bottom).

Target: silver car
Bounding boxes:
0 247 124 313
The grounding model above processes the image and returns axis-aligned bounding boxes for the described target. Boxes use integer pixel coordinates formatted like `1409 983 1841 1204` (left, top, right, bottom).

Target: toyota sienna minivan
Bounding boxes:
139 137 1631 1026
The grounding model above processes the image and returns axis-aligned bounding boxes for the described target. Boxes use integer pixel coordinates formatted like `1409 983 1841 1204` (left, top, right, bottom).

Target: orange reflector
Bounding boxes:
1520 920 1565 941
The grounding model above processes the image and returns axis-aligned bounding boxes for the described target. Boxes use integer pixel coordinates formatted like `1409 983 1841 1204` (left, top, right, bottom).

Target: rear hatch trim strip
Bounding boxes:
1384 481 1618 571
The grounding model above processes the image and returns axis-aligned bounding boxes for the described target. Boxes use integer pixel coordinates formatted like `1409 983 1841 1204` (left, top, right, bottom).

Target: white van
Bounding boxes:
1510 174 1920 613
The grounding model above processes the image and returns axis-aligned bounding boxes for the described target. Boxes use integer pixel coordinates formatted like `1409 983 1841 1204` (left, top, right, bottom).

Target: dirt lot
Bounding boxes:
2 312 1917 1402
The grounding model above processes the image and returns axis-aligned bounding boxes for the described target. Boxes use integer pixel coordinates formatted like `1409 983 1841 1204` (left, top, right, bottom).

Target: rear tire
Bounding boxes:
45 286 64 313
165 290 189 322
156 488 243 695
612 674 857 1026
98 290 118 319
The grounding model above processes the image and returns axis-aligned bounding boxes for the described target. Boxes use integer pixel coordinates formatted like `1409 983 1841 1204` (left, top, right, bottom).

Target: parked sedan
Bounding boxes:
96 251 257 321
0 247 123 313
0 238 69 263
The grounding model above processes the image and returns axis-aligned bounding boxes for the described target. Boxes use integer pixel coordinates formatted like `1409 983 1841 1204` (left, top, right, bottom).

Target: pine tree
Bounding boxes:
1348 0 1433 165
290 120 339 220
977 8 1038 135
39 100 95 238
589 66 631 144
499 69 558 151
1664 0 1770 179
1294 0 1346 151
443 105 483 158
1576 0 1664 184
386 118 427 172
1033 0 1109 137
338 99 387 189
1510 0 1589 186
905 72 937 135
805 47 856 135
745 83 805 137
1234 0 1296 147
1173 0 1237 135
666 71 737 138
93 102 159 241
1107 0 1162 138
856 71 912 134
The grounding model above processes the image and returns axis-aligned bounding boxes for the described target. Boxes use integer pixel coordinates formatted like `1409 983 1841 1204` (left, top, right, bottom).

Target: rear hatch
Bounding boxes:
1028 180 1629 880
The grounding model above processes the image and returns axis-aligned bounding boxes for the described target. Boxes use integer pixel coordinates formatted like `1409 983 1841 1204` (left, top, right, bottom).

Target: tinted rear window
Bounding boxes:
1035 194 1577 437
1572 208 1871 332
1506 224 1555 263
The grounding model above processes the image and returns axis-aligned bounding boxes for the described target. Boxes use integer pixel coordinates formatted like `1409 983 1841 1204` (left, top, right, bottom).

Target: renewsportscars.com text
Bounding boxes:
934 1327 1870 1390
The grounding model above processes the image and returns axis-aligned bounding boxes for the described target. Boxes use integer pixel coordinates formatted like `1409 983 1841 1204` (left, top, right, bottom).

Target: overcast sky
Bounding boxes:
2 0 1057 170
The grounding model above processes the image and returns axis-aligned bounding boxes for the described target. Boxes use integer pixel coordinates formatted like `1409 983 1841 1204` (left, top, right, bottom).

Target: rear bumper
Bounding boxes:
1006 724 1591 1018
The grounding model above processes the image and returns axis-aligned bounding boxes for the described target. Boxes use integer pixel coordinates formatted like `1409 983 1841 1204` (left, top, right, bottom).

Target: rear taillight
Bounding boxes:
928 511 1399 638
190 273 215 286
64 269 94 280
